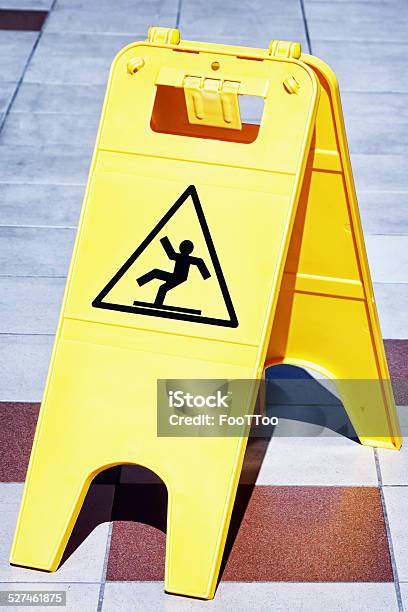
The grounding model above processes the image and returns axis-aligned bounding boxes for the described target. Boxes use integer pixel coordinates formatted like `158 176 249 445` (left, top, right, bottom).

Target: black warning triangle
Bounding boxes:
92 185 238 328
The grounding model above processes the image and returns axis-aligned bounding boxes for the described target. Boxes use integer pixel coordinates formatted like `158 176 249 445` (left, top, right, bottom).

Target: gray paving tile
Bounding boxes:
24 32 134 85
312 40 408 93
0 483 113 582
309 18 408 43
12 82 105 114
0 583 100 612
180 17 306 45
24 54 111 85
366 235 408 284
182 0 303 20
400 583 408 612
382 486 408 581
0 145 90 183
1 112 99 146
44 6 177 35
351 154 408 193
346 117 408 155
29 31 133 58
396 405 408 431
358 191 408 236
306 0 401 3
373 284 408 340
256 436 377 486
0 31 37 57
0 334 52 401
0 82 17 113
181 0 303 42
0 32 37 82
56 0 176 9
0 56 33 85
0 183 84 227
342 92 408 155
0 0 53 7
342 92 408 121
0 226 75 276
305 1 408 21
378 437 408 485
102 582 399 612
0 276 65 335
180 33 307 50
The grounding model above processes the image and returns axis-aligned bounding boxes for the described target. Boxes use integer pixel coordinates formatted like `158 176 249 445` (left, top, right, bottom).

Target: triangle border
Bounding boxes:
92 185 239 328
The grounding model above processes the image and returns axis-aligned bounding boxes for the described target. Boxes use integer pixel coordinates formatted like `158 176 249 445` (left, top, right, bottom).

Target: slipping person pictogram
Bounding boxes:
92 185 239 327
134 236 211 314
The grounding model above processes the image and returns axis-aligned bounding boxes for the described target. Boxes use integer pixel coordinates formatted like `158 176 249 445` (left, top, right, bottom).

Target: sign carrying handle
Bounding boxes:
155 67 269 130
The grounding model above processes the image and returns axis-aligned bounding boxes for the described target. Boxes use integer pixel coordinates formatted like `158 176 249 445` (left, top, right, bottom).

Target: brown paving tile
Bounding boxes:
222 486 392 582
0 9 47 31
385 340 408 405
107 484 167 581
107 522 166 581
385 340 408 379
107 485 393 582
0 402 39 481
0 402 120 483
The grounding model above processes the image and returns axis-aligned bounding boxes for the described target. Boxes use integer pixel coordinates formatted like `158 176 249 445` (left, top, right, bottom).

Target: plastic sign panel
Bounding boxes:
10 26 401 601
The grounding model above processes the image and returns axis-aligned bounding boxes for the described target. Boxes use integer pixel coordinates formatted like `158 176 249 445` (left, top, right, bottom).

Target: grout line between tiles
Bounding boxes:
175 0 182 28
0 181 86 186
0 332 56 336
0 224 77 230
0 275 67 278
299 0 312 54
96 466 121 610
97 518 114 612
375 448 404 612
0 581 101 584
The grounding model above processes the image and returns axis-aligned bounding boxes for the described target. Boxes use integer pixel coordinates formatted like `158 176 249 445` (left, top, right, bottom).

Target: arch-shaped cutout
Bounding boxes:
264 362 359 442
60 463 168 579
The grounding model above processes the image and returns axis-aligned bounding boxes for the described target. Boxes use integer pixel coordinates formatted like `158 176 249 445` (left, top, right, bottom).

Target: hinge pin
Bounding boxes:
269 40 301 59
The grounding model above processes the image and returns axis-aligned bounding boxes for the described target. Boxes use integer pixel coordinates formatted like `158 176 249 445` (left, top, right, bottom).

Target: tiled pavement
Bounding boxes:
0 0 407 611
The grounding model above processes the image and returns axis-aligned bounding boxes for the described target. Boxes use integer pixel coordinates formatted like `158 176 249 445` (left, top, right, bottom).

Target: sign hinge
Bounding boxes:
147 26 180 45
268 39 302 59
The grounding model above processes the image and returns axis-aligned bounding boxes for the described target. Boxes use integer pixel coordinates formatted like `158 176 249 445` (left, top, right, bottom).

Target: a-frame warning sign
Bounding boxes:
92 185 238 328
10 27 402 606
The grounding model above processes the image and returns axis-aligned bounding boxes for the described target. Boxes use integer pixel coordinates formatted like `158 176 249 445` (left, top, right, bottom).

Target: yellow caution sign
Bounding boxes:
10 27 401 600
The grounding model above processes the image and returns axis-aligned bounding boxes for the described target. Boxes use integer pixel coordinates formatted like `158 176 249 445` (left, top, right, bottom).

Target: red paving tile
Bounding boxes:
385 340 408 379
385 340 408 405
0 402 119 483
107 522 166 581
0 402 39 481
107 485 393 582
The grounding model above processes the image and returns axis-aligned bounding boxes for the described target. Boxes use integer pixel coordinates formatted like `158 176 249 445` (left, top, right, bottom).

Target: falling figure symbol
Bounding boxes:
134 236 211 315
